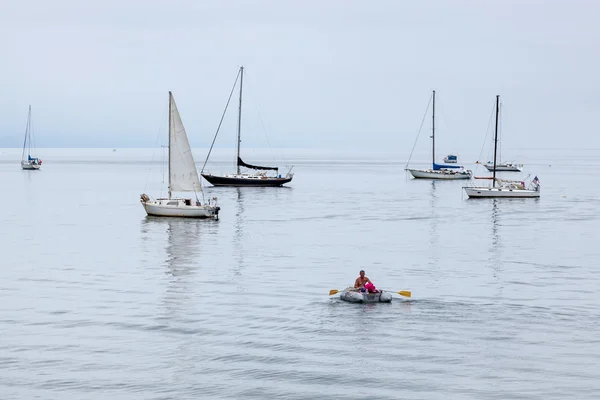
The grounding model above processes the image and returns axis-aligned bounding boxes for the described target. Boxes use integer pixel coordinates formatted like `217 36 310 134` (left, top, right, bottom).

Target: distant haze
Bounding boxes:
2 0 598 155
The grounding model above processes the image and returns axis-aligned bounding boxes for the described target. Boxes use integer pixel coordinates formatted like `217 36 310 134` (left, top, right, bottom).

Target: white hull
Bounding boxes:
340 290 393 303
463 186 540 198
484 163 522 172
407 168 471 180
21 161 41 170
141 196 219 218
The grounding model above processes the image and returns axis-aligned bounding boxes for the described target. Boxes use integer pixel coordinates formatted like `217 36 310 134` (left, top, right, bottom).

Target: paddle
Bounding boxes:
329 289 411 297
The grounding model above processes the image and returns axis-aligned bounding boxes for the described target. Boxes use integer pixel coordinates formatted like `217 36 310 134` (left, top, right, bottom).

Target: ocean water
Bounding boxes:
0 147 599 400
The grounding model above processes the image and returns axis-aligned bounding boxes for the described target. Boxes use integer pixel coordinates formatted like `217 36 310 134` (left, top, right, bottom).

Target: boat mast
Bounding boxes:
168 91 172 199
28 105 32 157
22 105 31 161
432 90 435 166
236 66 244 175
498 101 502 163
492 95 500 188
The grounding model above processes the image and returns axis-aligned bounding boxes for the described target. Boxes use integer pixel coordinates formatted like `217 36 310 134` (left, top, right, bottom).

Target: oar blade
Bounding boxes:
397 291 412 297
329 289 339 296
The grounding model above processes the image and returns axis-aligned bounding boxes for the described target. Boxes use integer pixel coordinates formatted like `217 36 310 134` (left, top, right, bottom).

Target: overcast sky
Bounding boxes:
1 0 598 153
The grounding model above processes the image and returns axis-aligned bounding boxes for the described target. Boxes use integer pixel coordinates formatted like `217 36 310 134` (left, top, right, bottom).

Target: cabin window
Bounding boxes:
185 199 191 206
167 201 178 206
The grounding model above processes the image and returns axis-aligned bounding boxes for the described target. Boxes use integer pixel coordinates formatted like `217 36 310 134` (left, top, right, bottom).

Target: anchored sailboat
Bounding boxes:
201 66 294 187
21 105 42 170
477 100 523 172
406 90 472 180
140 92 220 218
463 95 540 198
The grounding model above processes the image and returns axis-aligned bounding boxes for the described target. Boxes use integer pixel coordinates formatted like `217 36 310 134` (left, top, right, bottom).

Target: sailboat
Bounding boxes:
477 101 523 172
482 161 523 172
140 92 220 218
406 90 472 180
443 154 458 163
463 95 540 198
21 105 42 170
201 66 294 187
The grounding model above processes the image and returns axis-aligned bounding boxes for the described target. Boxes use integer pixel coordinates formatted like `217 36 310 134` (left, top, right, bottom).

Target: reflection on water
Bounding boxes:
489 199 503 283
428 181 440 272
140 216 219 312
141 216 218 272
140 216 220 389
491 199 500 248
233 188 245 278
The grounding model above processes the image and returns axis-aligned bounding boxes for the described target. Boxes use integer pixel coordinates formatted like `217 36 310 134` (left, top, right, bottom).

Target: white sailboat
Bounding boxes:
21 105 42 170
477 100 523 172
463 95 540 198
482 162 523 172
406 90 472 180
140 92 220 219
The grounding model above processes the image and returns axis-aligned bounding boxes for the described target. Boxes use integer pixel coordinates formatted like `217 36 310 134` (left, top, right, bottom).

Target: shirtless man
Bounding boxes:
354 270 370 289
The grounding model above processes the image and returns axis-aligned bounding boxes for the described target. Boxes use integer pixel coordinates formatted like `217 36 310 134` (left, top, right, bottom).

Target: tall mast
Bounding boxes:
168 91 172 199
432 90 435 166
498 102 502 163
22 105 31 161
28 105 32 156
492 95 500 188
236 66 244 175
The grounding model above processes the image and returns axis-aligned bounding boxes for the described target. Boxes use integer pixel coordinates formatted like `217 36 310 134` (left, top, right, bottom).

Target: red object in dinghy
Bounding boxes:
364 282 378 293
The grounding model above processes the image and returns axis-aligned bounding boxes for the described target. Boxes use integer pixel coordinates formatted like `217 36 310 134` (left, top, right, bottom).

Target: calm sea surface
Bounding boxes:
0 147 598 399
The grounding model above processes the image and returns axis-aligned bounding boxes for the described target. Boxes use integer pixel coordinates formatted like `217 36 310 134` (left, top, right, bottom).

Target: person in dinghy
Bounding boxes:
354 270 379 293
354 270 370 289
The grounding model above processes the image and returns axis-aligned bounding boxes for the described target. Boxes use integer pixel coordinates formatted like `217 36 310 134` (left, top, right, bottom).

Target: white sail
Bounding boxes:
168 93 202 193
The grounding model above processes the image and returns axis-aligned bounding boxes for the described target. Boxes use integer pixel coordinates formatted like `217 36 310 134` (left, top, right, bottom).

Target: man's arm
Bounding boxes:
354 278 360 288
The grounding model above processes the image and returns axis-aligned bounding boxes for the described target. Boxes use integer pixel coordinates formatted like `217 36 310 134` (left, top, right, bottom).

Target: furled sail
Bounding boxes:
237 157 278 171
169 93 202 192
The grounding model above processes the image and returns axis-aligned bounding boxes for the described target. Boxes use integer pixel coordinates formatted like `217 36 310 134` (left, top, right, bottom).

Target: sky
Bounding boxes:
1 0 598 154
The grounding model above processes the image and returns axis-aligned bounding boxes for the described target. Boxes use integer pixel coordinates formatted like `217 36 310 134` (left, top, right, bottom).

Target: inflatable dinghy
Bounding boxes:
339 288 392 303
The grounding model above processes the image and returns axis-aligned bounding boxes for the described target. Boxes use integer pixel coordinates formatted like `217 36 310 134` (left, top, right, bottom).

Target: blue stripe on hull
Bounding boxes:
433 162 463 170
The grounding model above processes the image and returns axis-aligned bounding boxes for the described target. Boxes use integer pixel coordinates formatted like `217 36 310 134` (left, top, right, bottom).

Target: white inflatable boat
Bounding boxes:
339 288 393 303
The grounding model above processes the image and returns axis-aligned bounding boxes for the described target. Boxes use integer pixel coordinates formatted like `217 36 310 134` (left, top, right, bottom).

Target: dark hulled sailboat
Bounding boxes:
201 66 294 187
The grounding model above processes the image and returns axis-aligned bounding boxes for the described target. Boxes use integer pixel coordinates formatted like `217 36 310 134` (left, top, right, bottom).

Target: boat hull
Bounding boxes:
407 168 471 180
202 173 292 187
484 164 522 172
141 197 220 218
340 290 393 303
21 161 41 170
463 186 540 198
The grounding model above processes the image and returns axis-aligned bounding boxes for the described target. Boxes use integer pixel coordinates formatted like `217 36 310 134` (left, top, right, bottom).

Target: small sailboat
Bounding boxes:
140 92 220 218
463 95 540 198
406 91 472 180
477 101 523 172
443 154 458 163
201 66 294 187
482 162 522 172
21 105 42 170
